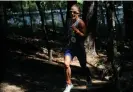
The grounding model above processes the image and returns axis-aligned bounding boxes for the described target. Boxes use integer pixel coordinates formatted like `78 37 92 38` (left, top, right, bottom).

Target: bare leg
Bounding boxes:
64 55 72 84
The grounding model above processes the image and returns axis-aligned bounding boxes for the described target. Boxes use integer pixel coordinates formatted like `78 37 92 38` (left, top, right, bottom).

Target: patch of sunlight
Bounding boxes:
92 79 108 84
73 85 87 89
72 77 108 84
71 77 86 82
0 83 26 92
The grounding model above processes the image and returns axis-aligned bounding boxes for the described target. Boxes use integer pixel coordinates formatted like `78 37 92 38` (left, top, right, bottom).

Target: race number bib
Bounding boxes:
71 37 76 43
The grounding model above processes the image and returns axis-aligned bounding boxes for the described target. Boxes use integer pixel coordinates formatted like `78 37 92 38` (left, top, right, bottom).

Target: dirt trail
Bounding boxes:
0 50 116 92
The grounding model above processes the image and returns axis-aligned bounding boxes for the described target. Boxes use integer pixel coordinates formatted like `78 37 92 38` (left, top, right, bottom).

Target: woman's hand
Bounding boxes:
71 25 78 33
71 20 86 37
71 25 77 32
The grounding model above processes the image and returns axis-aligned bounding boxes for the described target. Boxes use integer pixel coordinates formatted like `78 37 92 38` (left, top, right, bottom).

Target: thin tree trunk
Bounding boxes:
114 6 123 41
36 1 48 42
100 2 105 25
42 3 53 62
123 1 133 40
20 1 26 27
59 2 65 28
105 1 118 82
105 1 116 62
3 2 8 27
28 1 33 30
36 1 53 62
48 48 53 62
51 2 56 40
0 2 8 82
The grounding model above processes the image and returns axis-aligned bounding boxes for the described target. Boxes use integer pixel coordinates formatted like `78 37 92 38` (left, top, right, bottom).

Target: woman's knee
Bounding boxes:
64 55 71 68
64 63 70 69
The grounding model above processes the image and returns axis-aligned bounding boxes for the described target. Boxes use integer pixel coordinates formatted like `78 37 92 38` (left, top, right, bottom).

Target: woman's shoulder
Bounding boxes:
78 19 86 26
79 18 85 23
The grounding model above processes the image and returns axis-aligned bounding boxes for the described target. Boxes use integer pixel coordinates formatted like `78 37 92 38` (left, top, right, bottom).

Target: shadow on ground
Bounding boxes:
0 49 117 92
1 35 117 92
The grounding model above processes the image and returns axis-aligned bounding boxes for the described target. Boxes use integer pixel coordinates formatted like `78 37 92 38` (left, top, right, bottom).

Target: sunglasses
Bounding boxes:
70 10 79 14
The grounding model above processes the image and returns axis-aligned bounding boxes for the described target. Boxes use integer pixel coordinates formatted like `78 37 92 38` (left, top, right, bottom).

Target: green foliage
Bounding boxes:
9 1 21 12
7 1 67 13
77 0 83 5
76 2 83 11
37 1 67 10
23 1 37 11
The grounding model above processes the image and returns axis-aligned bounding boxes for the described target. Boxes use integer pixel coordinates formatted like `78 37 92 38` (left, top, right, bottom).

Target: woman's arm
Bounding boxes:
71 19 86 37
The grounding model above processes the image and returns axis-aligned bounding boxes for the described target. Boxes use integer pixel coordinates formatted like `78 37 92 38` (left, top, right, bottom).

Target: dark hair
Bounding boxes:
71 4 81 13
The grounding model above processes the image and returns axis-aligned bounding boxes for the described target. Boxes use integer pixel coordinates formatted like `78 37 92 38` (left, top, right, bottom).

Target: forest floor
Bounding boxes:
0 34 117 92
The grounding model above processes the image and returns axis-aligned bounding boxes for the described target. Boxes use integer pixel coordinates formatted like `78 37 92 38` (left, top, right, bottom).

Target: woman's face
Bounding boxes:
70 6 80 20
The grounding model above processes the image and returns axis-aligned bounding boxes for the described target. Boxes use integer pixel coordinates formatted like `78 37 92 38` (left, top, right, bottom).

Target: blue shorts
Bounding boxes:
64 44 91 78
64 49 74 60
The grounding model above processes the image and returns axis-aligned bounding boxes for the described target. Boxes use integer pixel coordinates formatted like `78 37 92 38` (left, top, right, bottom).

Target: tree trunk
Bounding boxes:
105 2 118 82
114 5 123 41
36 1 52 62
48 48 53 62
66 1 77 19
0 2 8 82
100 2 105 25
123 1 133 40
20 1 26 27
51 2 56 40
83 1 98 57
28 1 33 30
3 2 8 27
64 1 77 44
105 1 116 62
59 2 65 28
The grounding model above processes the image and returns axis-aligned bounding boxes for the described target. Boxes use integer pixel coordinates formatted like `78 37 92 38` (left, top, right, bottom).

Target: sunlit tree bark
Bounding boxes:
82 1 98 57
105 2 119 83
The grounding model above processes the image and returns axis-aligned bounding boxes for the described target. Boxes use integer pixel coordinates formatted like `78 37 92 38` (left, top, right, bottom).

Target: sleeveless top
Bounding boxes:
66 18 85 49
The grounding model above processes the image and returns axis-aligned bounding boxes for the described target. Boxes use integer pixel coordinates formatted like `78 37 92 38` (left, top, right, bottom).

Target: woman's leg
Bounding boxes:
63 49 74 92
75 46 91 82
64 49 73 84
64 55 72 84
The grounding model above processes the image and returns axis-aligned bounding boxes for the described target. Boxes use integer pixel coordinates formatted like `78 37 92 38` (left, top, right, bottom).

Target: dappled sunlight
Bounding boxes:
1 1 133 92
2 47 114 92
3 32 116 92
0 83 26 92
2 16 120 92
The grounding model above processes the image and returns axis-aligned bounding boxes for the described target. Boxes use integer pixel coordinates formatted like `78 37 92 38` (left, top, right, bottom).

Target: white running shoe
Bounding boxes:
63 84 74 92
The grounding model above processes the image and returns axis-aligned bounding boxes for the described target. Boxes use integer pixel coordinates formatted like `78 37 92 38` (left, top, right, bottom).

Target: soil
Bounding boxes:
0 50 116 92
